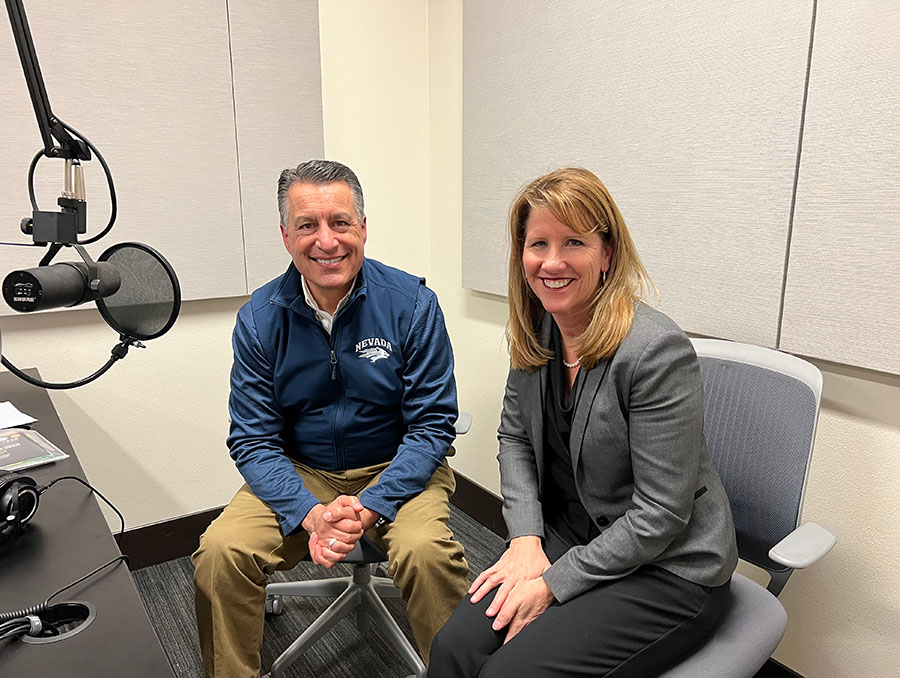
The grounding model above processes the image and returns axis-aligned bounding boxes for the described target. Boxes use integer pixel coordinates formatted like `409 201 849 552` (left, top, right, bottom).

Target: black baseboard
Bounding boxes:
449 470 507 538
116 470 500 570
752 659 805 678
117 470 504 570
116 506 223 571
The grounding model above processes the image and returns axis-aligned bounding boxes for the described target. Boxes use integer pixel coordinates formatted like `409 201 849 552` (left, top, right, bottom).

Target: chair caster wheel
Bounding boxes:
265 595 283 615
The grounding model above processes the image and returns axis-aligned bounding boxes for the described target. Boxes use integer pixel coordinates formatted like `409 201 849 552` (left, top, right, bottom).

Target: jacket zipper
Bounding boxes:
327 296 361 471
330 327 346 470
292 293 360 475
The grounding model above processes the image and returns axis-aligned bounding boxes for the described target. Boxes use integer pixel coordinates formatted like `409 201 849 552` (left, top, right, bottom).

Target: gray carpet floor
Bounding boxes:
133 505 504 678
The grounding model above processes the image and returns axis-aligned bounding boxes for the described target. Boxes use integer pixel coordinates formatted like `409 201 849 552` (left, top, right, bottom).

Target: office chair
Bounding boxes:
660 339 836 677
264 412 474 678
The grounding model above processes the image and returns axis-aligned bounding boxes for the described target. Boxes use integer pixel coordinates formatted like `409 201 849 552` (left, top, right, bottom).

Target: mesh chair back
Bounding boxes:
693 342 821 573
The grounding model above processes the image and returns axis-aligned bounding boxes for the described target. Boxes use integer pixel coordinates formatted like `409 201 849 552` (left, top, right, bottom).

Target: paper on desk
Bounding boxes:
0 401 37 429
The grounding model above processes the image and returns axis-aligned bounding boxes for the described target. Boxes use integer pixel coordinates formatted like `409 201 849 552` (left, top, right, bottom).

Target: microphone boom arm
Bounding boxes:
5 0 90 162
4 0 119 251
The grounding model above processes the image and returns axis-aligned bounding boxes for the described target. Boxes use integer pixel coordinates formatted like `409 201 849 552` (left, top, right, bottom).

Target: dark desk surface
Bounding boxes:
0 371 175 677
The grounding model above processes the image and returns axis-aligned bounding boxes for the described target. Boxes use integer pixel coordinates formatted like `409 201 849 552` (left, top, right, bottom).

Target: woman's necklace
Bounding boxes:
562 356 581 369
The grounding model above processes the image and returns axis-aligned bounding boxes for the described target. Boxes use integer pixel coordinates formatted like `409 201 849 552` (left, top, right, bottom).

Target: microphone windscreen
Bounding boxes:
96 242 181 340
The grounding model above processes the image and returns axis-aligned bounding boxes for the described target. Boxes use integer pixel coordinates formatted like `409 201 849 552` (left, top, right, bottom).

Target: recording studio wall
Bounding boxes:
0 0 324 310
4 1 897 375
461 0 900 375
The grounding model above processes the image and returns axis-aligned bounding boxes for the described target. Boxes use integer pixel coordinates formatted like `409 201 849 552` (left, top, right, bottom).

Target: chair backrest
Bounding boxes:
691 339 822 577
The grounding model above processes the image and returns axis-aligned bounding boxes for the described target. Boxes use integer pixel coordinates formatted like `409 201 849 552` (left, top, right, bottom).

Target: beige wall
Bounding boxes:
770 364 900 675
1 1 897 675
1 298 243 524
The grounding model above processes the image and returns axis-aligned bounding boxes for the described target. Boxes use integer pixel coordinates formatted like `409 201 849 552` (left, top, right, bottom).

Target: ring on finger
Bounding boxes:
328 537 336 550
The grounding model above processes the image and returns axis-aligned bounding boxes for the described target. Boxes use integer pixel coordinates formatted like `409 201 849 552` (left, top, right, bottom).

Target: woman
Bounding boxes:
429 168 738 677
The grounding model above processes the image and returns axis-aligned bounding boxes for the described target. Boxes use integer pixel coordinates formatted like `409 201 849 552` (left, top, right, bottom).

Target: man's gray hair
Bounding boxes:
277 160 365 227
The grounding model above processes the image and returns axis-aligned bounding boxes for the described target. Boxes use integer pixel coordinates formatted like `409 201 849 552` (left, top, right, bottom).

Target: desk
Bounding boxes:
0 370 175 677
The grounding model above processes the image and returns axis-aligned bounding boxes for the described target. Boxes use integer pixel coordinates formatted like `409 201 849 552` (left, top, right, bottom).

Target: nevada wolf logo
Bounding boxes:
356 337 393 363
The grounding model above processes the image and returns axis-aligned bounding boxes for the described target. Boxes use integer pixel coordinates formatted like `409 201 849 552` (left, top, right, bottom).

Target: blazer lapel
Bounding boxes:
529 362 547 489
529 315 555 488
570 357 612 469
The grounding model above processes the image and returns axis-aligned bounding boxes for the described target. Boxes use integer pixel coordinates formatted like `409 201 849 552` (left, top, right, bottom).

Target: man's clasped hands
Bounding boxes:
300 495 380 568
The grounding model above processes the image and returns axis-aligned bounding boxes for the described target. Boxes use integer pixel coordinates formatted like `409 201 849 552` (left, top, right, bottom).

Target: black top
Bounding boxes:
0 371 175 677
542 323 600 549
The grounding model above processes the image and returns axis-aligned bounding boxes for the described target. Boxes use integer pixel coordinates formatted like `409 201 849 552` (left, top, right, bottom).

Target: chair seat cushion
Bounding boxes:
343 535 389 564
659 573 787 678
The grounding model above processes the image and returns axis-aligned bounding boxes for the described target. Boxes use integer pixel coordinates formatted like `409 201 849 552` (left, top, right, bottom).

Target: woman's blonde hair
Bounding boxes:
507 167 656 371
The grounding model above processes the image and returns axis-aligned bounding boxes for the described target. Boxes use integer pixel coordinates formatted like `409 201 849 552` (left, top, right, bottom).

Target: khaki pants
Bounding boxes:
192 459 468 678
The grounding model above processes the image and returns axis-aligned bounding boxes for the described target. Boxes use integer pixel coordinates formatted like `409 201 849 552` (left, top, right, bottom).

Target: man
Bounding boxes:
193 160 468 678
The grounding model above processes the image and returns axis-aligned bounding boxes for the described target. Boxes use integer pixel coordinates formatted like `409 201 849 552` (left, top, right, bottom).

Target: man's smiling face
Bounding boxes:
281 180 367 314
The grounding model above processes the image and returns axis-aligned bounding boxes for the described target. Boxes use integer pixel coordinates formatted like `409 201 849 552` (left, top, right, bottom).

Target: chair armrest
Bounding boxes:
454 411 473 436
769 522 836 568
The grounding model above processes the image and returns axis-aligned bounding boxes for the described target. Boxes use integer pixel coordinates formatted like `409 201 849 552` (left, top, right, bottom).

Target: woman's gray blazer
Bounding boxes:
498 303 738 603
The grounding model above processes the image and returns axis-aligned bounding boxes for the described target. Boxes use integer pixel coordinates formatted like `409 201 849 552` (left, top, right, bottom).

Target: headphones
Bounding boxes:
0 472 40 548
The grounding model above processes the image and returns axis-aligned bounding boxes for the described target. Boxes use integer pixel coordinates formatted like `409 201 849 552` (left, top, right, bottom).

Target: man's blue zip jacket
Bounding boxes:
227 258 458 536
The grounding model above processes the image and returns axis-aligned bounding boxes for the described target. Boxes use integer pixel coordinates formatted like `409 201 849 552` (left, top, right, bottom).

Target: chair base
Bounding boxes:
265 564 426 678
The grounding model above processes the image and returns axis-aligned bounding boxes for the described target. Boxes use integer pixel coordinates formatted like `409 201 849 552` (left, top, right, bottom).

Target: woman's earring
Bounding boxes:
602 269 607 285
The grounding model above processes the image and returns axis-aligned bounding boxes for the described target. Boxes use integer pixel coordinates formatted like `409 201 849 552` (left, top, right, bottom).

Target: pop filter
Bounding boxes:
0 242 180 390
95 242 180 340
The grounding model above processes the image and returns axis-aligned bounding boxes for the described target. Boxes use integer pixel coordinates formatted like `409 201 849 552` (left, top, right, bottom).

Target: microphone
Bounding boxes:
3 261 121 312
2 241 179 339
0 241 180 389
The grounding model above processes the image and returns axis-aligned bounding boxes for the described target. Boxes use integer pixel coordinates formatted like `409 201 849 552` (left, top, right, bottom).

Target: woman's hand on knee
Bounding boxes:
469 536 550 610
491 577 555 644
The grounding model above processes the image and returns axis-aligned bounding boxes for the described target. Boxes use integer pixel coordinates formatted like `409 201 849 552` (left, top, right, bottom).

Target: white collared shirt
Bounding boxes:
300 275 354 335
